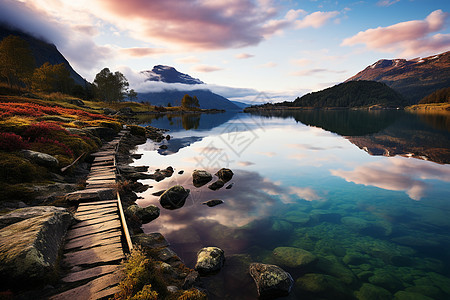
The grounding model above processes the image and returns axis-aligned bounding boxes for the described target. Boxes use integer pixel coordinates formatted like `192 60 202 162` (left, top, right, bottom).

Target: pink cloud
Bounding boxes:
95 0 299 50
192 65 223 73
235 53 255 59
377 0 400 7
296 11 340 29
120 47 168 57
342 10 450 57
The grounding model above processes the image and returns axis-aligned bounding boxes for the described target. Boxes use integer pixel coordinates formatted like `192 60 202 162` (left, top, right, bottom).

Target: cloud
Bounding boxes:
330 156 450 200
237 161 255 167
342 10 450 57
258 62 277 68
292 58 311 66
257 151 277 157
290 68 345 76
120 47 168 57
296 11 340 29
289 186 322 201
377 0 400 7
90 0 302 50
0 0 110 75
192 65 223 73
235 53 254 59
175 56 201 64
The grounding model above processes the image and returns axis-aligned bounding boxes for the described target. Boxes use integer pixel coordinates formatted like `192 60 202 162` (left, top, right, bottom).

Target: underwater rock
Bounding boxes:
195 247 225 275
159 185 190 210
391 235 440 248
341 216 370 231
271 220 294 233
343 251 370 266
126 204 160 224
249 263 293 299
295 273 354 300
315 255 358 286
310 210 341 223
202 199 224 207
272 247 318 268
215 168 234 182
394 291 434 300
354 283 392 300
369 269 404 292
208 180 225 191
283 211 310 225
192 169 213 187
405 285 444 299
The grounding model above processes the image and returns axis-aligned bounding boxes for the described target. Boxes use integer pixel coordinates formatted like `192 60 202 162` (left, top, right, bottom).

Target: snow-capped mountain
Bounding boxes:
345 51 450 104
141 65 204 85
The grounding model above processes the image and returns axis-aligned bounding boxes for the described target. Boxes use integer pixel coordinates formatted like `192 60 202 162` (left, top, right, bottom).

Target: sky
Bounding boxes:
0 0 449 103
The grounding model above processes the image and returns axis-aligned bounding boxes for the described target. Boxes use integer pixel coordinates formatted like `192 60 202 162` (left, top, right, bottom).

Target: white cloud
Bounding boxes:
296 11 340 29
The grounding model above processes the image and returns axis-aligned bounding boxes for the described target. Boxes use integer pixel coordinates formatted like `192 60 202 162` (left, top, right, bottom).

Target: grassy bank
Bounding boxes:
405 102 450 112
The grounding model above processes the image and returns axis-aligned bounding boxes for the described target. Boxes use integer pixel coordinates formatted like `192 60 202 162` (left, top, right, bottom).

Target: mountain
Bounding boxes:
0 24 87 87
287 80 405 108
345 51 450 104
231 100 250 109
138 65 240 110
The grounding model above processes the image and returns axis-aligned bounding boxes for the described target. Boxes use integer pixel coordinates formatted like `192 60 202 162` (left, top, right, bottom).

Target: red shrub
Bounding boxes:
31 137 74 157
0 132 28 151
23 121 68 141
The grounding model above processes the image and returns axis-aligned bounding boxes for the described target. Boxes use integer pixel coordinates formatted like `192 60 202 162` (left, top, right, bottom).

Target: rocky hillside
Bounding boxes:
138 65 240 110
0 24 86 86
345 51 450 104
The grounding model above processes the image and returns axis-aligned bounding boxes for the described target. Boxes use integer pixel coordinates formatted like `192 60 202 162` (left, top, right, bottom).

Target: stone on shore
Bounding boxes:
20 150 58 168
159 185 190 210
195 247 225 275
192 170 213 187
249 263 294 299
208 180 225 191
215 168 234 182
0 206 73 287
132 233 170 249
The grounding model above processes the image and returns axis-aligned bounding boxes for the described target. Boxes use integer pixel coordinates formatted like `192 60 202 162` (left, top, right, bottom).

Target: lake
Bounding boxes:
133 110 450 299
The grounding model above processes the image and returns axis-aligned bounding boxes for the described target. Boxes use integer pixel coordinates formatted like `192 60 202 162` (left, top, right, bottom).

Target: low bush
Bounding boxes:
0 132 28 151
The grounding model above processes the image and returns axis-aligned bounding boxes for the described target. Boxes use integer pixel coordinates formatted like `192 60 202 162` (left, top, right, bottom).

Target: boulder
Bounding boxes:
272 247 318 268
354 283 392 300
394 291 434 300
215 168 234 182
249 263 293 299
117 165 149 173
295 273 354 300
102 107 117 115
0 206 70 229
195 247 225 275
132 233 169 249
126 204 160 224
0 206 73 287
183 270 201 289
20 150 58 168
369 269 404 292
208 180 225 191
65 188 116 203
192 169 213 187
159 185 190 210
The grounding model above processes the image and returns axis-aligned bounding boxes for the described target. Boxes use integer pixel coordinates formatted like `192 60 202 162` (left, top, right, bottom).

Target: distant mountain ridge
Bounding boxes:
346 51 450 104
0 23 86 86
138 65 240 110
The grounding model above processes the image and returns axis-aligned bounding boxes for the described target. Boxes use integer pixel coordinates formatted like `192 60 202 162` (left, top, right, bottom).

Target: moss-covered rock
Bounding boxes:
272 246 318 269
195 247 225 275
295 273 355 300
354 283 392 300
159 185 190 210
314 255 358 286
249 262 293 299
394 291 434 300
368 269 404 292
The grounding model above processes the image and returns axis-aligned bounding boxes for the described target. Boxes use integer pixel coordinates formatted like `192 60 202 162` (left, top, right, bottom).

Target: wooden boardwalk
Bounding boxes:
51 131 132 300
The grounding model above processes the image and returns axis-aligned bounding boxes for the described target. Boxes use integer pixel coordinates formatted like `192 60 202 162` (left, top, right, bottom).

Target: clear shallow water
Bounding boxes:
133 111 450 299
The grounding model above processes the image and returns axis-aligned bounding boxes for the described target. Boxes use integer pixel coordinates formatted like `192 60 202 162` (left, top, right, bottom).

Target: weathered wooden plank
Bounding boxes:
62 264 120 283
77 203 117 213
64 229 122 249
65 234 122 251
64 243 124 267
75 207 117 217
71 214 119 228
66 219 121 240
86 175 116 181
50 270 123 300
86 179 116 185
79 200 117 206
75 210 117 221
91 161 115 167
90 151 116 157
93 156 115 162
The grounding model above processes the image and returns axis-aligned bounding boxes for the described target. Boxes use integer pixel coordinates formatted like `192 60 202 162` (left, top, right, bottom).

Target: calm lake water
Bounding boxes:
133 110 450 299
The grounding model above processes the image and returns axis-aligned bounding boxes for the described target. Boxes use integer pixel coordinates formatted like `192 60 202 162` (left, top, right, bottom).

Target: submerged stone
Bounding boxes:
369 269 404 292
272 247 318 268
315 255 358 286
354 283 392 300
295 273 354 300
195 247 225 275
249 263 293 299
394 291 434 300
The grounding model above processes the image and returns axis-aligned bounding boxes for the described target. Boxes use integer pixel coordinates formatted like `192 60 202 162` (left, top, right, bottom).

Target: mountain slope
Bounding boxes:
345 51 450 104
0 23 86 86
138 65 240 110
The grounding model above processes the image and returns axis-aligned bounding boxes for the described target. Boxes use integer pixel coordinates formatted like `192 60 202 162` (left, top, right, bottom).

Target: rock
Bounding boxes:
394 291 434 300
0 206 71 230
178 170 184 175
215 168 234 182
343 251 369 265
20 150 58 168
132 233 170 249
183 270 201 289
405 285 444 299
369 269 404 292
118 107 134 116
315 256 358 286
159 185 190 210
295 273 354 300
117 165 149 173
130 153 142 159
283 211 310 225
102 107 117 115
272 247 318 268
195 247 225 275
249 263 293 299
149 167 174 182
192 169 213 187
84 127 117 140
341 216 370 231
65 188 116 203
124 172 154 181
0 206 73 287
69 99 85 107
159 144 168 149
208 180 225 191
225 183 234 189
166 135 171 140
126 204 160 224
354 283 392 300
202 199 224 207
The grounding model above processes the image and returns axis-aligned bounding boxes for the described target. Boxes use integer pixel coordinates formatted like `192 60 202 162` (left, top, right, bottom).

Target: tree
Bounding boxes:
31 62 74 93
127 89 138 101
93 68 129 102
181 94 200 109
0 35 35 88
